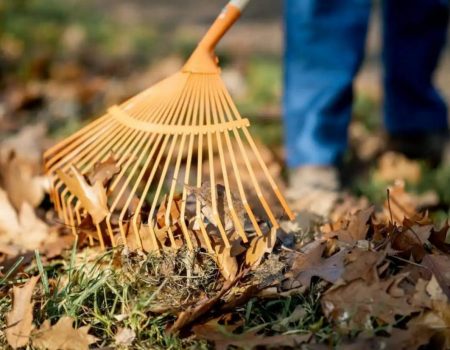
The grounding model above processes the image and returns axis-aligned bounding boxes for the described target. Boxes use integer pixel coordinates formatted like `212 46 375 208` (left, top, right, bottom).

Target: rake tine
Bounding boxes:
205 76 230 249
165 77 199 230
219 78 295 221
44 113 111 167
147 77 195 249
210 75 248 242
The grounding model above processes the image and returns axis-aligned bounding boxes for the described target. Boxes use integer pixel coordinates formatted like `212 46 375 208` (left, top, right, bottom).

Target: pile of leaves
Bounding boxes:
1 133 450 350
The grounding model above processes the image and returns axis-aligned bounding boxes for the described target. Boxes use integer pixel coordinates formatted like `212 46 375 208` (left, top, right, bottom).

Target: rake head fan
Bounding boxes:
44 0 294 254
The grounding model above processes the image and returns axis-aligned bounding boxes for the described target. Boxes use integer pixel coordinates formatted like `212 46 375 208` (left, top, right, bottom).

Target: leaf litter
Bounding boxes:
0 140 450 349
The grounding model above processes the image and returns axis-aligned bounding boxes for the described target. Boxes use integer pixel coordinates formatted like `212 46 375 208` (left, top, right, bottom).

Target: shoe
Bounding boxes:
386 130 449 167
286 166 340 217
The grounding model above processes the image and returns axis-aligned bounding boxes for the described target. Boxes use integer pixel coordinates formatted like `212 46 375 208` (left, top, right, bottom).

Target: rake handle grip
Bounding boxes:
198 0 250 52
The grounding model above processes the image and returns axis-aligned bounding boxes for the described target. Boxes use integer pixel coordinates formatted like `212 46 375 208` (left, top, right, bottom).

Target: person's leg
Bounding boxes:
382 0 449 137
283 0 371 168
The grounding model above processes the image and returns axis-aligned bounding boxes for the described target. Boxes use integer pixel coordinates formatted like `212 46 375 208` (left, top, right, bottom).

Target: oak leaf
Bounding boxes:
245 227 276 267
56 165 109 224
284 241 346 288
322 276 420 329
193 319 311 350
32 316 98 350
6 276 39 349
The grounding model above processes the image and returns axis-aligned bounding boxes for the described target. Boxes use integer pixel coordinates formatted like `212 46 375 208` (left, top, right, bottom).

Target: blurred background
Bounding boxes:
1 0 450 216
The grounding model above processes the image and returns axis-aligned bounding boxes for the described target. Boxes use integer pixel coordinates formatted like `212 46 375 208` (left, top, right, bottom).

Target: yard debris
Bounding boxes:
114 327 136 347
6 276 39 349
193 318 311 350
56 165 109 224
32 316 98 350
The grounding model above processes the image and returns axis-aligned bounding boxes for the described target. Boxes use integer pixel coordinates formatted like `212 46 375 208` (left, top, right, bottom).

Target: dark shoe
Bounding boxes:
386 130 449 167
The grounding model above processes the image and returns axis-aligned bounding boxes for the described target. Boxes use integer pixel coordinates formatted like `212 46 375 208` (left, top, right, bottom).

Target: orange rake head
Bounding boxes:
44 0 295 254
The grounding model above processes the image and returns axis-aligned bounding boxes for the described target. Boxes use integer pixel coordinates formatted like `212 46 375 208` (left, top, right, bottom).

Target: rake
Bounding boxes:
44 0 294 254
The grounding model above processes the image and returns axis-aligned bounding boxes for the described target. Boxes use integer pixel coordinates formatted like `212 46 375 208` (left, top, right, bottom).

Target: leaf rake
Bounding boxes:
44 0 294 254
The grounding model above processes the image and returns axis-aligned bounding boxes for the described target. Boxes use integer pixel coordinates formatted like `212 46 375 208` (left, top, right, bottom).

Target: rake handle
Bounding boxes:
198 0 250 52
183 0 250 73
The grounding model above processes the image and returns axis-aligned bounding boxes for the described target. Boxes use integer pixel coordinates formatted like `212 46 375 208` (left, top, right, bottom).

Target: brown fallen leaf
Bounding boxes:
383 180 418 225
87 154 120 186
245 227 276 267
32 316 98 350
0 189 49 252
342 323 436 350
341 248 385 284
193 319 311 350
422 254 450 301
6 276 39 349
374 151 422 185
429 223 450 254
114 327 136 347
284 242 346 289
322 207 374 244
56 165 109 224
215 245 238 281
322 276 421 330
1 152 48 210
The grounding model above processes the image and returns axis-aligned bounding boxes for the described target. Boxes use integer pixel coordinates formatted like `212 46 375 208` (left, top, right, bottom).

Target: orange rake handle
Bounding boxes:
183 0 250 73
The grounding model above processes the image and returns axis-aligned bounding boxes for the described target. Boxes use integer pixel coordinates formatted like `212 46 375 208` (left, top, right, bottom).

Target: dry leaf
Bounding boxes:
374 152 422 184
6 276 39 349
322 276 420 329
214 245 238 281
1 152 48 209
245 227 276 267
32 316 98 350
114 327 136 347
422 254 450 300
284 242 346 288
341 248 384 284
383 180 419 225
56 165 109 224
87 155 120 186
0 189 49 252
342 324 436 350
193 319 310 350
322 207 373 244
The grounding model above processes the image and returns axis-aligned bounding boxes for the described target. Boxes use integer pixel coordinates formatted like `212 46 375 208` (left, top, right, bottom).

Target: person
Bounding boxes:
283 0 449 215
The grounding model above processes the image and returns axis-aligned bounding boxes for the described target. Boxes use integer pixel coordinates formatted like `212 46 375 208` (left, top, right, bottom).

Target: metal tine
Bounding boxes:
127 83 192 252
205 76 231 249
146 75 197 249
195 75 214 253
209 77 258 241
218 78 295 221
214 77 279 228
125 74 194 251
164 75 199 243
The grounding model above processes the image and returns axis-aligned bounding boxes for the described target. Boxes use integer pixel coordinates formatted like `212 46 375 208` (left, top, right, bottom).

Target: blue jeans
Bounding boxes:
283 0 449 167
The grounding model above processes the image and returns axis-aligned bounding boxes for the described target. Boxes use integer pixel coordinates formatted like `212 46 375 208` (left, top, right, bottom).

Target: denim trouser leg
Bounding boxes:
283 0 371 167
382 0 449 134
